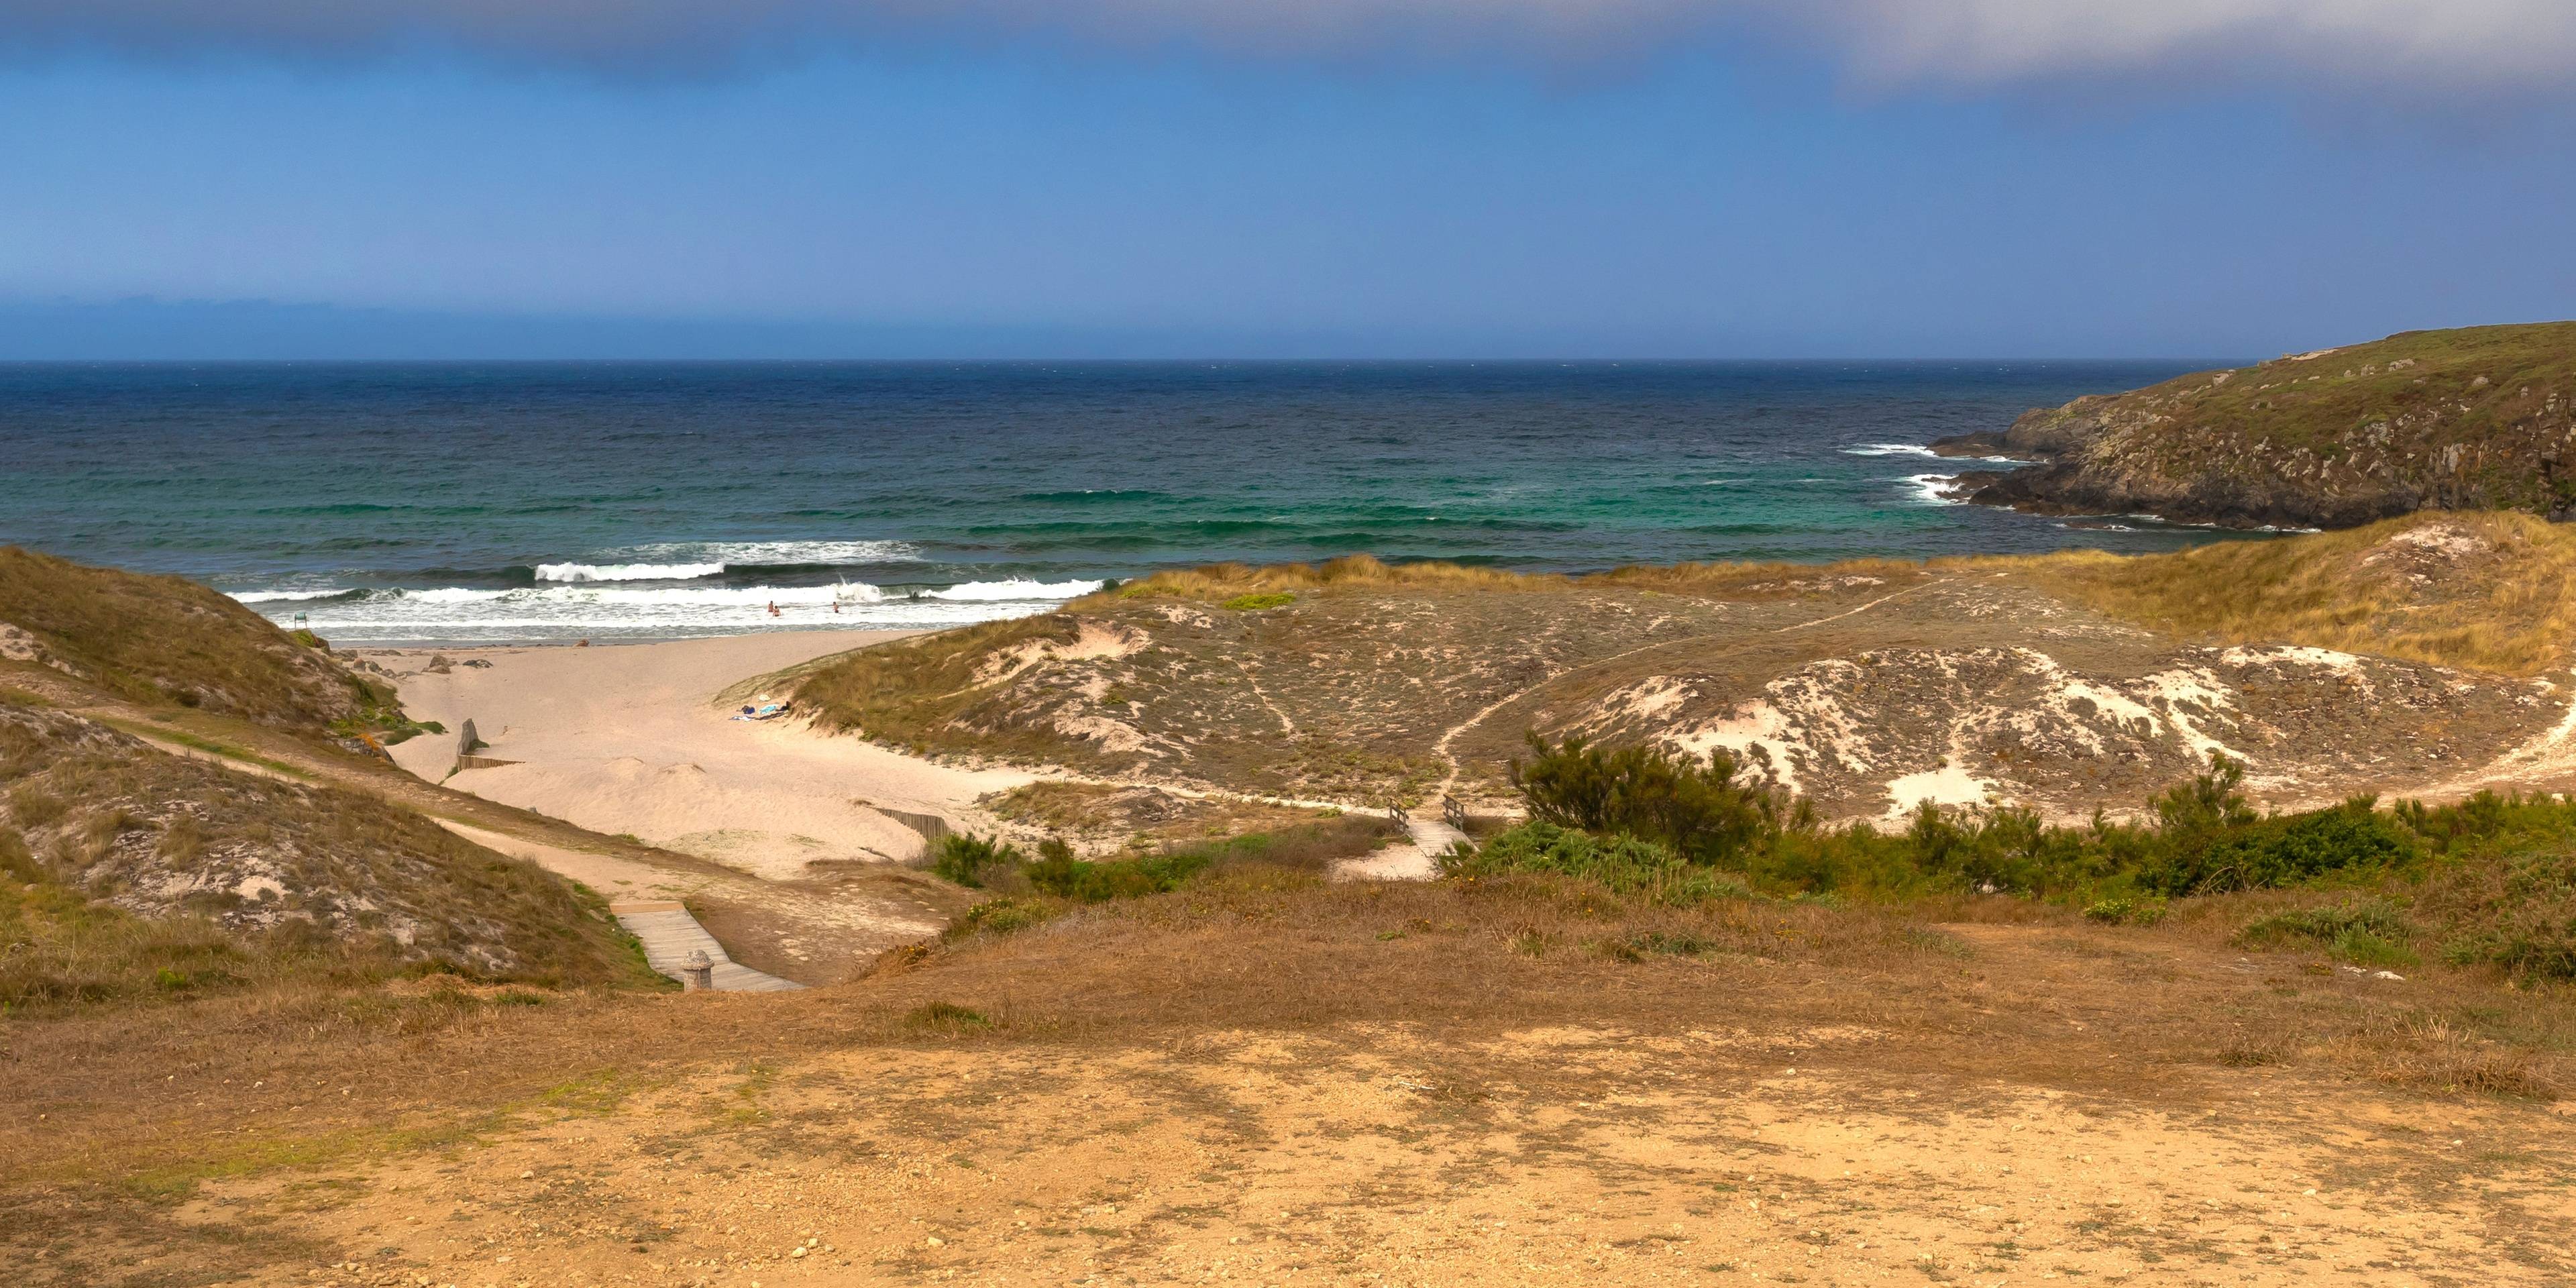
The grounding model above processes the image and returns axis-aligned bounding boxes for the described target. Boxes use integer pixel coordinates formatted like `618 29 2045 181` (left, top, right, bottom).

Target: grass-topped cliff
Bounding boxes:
1937 321 2576 528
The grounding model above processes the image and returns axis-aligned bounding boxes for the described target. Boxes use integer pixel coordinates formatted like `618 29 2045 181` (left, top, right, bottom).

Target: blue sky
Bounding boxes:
4 3 2573 358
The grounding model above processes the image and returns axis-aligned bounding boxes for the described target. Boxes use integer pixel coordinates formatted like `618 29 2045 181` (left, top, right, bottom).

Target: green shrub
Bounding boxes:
1442 821 1750 906
2239 899 2419 967
904 1001 993 1030
2149 755 2261 837
2145 798 2416 895
2417 841 2576 981
949 897 1063 938
1510 734 1780 867
1023 846 1214 902
1591 930 1720 961
931 832 1022 888
2082 896 2168 926
1489 731 2576 934
1220 592 1296 612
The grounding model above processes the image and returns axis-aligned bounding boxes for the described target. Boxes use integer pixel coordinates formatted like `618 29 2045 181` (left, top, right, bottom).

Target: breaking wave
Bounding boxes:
227 588 356 603
925 578 1104 601
618 539 923 566
533 561 726 583
235 576 1107 643
1898 474 1967 505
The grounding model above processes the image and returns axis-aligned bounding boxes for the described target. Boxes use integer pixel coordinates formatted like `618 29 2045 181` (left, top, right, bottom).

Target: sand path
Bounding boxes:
383 631 1036 881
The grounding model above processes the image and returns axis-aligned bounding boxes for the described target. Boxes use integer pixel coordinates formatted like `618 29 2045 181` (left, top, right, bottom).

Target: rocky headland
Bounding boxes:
1932 321 2576 529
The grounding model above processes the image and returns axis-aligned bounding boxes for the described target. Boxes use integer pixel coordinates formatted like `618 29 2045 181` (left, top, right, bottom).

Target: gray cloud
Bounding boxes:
5 0 2570 89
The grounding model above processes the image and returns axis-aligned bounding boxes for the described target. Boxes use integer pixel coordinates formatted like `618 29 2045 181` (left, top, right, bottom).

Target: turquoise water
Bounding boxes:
0 360 2246 643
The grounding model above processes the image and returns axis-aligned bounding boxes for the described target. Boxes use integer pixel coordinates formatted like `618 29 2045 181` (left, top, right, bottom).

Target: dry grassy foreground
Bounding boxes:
9 869 2573 1287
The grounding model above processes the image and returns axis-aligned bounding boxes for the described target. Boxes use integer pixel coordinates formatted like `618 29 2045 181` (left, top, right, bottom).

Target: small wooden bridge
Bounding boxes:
608 900 802 992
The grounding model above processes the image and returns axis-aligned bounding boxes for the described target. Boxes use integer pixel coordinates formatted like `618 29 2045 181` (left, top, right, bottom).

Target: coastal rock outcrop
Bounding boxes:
1932 322 2576 529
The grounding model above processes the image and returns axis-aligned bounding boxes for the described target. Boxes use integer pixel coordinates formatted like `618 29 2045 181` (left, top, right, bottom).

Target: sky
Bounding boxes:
3 1 2573 359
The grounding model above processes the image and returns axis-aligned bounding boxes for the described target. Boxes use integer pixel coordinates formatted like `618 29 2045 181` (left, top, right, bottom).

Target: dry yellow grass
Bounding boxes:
1589 555 1941 596
2017 511 2576 675
9 858 2576 1285
1075 552 1565 605
1083 514 2576 676
0 545 388 733
1083 551 1958 607
1 702 661 1004
1087 551 1976 607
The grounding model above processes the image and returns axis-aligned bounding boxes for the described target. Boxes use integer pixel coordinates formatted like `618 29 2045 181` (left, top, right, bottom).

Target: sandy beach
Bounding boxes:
380 630 1037 881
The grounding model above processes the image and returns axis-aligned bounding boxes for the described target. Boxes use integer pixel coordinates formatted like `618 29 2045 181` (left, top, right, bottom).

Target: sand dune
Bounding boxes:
383 631 1034 881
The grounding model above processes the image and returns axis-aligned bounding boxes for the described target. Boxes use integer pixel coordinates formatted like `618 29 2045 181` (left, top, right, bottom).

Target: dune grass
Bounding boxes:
938 814 1402 941
1063 514 2576 678
0 545 391 732
1 703 661 1008
1075 553 1564 606
1073 550 1945 608
788 614 1079 749
2021 511 2576 674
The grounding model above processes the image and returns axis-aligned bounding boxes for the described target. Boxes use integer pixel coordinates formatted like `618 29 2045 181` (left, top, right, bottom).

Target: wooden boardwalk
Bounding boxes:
1404 816 1471 858
608 900 803 992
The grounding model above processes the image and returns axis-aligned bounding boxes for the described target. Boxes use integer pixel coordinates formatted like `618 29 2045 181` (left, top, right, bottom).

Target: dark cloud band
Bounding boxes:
0 0 2561 88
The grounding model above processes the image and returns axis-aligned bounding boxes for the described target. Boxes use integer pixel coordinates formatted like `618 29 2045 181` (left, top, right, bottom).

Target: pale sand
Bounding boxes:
382 631 1036 881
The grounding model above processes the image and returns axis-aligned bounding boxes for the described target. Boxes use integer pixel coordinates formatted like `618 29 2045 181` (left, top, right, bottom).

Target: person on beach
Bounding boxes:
767 600 780 617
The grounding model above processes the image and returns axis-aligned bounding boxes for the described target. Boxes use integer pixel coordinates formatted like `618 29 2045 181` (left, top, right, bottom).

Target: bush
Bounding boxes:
2239 899 2419 968
2416 841 2576 981
947 897 1063 939
1510 734 1780 867
2145 798 2416 895
1488 731 2576 941
1442 821 1750 906
931 833 1022 888
904 1001 993 1031
1023 845 1214 902
1220 592 1296 612
2083 896 2168 926
1591 930 1721 961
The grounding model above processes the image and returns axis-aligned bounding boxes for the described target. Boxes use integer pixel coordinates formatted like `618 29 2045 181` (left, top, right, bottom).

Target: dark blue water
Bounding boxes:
0 360 2243 643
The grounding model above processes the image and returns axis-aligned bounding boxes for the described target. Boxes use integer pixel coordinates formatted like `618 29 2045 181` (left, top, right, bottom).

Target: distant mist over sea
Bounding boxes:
0 360 2252 645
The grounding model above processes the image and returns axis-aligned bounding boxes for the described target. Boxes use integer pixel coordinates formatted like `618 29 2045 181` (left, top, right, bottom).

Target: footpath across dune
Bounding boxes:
383 631 1036 881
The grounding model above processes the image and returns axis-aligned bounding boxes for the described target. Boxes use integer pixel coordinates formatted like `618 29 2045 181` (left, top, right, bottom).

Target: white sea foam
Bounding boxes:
227 588 353 603
245 576 1106 644
533 561 724 583
1898 473 1967 505
617 539 924 566
1842 443 1939 458
924 578 1104 601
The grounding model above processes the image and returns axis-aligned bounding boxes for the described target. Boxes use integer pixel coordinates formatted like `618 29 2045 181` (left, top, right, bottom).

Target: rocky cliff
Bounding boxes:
1933 322 2576 529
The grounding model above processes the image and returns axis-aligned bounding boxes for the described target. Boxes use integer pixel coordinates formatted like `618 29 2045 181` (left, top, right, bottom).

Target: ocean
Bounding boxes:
0 360 2246 645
